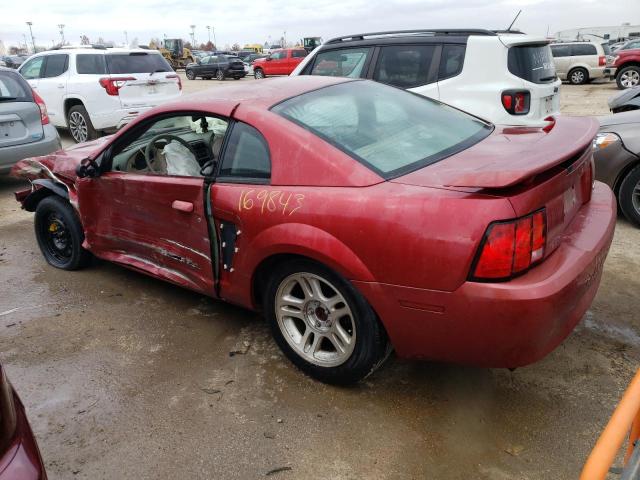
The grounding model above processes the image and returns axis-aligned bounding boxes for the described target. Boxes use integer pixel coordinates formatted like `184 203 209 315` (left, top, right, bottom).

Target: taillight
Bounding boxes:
598 55 606 66
31 89 49 125
501 90 530 115
99 77 136 96
470 210 547 281
166 74 182 91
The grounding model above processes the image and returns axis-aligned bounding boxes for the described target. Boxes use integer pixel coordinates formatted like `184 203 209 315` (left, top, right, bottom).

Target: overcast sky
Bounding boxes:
1 0 638 50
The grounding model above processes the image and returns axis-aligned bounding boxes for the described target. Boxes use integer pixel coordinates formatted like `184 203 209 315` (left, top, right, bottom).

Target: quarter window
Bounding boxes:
270 51 287 60
571 44 597 56
439 45 466 80
373 45 436 89
219 122 270 180
43 54 69 78
20 57 44 79
310 48 370 78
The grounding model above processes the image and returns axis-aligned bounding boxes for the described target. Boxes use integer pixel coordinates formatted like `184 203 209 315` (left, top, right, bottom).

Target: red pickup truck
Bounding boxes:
252 48 308 79
612 48 640 89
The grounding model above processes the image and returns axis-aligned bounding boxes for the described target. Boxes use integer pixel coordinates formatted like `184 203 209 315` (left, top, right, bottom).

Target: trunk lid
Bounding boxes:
0 70 43 148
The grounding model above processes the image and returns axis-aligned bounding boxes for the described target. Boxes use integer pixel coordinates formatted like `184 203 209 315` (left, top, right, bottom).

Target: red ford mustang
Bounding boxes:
12 76 616 384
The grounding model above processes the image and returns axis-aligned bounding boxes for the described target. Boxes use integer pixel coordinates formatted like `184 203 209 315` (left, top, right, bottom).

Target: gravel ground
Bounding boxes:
2 75 639 480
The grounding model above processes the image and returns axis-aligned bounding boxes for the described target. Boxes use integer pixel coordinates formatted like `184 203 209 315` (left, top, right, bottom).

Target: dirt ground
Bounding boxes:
1 76 639 480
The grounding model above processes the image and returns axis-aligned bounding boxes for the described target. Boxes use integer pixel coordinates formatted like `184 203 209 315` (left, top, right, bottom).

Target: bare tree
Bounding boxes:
80 35 90 45
231 43 240 51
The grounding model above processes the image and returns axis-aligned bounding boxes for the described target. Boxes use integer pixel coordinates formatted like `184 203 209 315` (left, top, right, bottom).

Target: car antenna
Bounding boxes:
507 10 522 32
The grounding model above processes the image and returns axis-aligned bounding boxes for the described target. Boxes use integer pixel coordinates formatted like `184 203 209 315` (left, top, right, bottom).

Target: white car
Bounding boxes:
291 29 562 127
18 46 182 143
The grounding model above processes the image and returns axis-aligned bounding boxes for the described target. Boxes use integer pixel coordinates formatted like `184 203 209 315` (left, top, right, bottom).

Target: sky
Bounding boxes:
1 0 639 50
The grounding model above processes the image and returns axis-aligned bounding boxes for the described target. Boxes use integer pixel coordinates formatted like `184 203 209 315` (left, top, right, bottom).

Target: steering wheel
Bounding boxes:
143 134 198 174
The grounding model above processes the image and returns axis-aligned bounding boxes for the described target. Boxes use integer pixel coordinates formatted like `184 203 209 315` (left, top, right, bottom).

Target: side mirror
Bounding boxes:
76 157 99 178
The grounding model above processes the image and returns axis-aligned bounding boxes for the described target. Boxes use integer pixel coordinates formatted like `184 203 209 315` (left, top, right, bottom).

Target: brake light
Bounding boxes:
470 210 547 281
31 89 49 125
598 55 606 66
98 77 136 96
501 90 530 115
166 74 182 91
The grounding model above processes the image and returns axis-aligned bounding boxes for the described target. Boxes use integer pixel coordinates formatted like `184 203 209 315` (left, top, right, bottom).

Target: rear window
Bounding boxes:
76 54 107 74
105 53 172 74
0 71 32 101
508 44 556 84
601 43 612 55
272 80 492 179
571 44 597 56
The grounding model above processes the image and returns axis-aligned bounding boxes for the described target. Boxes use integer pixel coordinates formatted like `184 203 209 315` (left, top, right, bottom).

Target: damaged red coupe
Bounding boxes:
13 76 616 384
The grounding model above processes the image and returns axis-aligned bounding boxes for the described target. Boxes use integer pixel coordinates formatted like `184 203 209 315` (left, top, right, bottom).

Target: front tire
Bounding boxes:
254 68 265 79
617 66 640 89
67 105 97 143
568 67 588 85
186 69 196 80
264 259 389 385
216 69 225 81
34 196 91 270
619 164 640 227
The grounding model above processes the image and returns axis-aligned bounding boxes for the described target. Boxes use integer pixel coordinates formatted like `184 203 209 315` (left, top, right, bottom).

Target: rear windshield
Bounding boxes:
272 80 492 179
0 71 32 101
105 53 172 74
508 44 556 84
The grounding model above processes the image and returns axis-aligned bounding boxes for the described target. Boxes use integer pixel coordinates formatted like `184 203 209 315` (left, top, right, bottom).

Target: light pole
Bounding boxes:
190 25 196 46
26 21 35 53
58 24 65 45
124 30 128 45
206 25 211 44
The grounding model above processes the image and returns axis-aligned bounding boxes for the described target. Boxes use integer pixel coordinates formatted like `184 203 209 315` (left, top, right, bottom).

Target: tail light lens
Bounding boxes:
598 55 606 66
470 210 547 281
166 74 182 91
501 90 530 115
31 89 49 125
99 77 136 96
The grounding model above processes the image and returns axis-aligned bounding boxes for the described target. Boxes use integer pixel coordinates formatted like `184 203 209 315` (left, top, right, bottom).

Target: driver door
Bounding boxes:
76 113 229 295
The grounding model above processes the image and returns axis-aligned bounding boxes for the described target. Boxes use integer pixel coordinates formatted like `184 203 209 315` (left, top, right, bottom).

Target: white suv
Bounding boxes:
18 46 182 143
292 29 561 127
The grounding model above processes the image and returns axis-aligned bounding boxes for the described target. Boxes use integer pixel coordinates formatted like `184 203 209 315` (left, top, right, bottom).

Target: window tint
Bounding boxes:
219 122 270 180
20 57 44 79
551 45 571 57
76 54 107 74
105 53 172 74
508 45 556 83
43 54 68 78
601 43 612 55
439 45 466 80
571 44 597 56
310 48 370 78
272 81 491 179
292 50 307 58
373 45 436 89
270 51 286 60
0 71 32 101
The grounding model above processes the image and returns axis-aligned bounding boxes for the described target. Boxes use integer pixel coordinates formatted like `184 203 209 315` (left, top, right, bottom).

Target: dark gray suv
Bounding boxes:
0 67 60 174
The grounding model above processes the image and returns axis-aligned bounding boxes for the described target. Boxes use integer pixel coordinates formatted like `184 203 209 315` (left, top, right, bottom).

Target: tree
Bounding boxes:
231 43 240 51
97 37 105 45
80 35 90 45
203 41 214 51
9 46 20 55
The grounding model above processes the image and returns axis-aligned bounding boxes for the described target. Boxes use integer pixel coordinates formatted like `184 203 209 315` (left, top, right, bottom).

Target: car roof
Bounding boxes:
32 47 160 56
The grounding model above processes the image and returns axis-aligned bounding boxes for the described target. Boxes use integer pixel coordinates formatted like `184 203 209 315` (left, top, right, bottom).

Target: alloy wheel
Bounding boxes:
275 272 356 367
254 69 264 79
571 70 585 84
216 69 224 80
69 111 88 143
186 70 195 80
621 70 640 88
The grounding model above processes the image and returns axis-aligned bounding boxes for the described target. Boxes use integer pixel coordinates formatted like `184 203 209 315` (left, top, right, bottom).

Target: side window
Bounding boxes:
373 45 436 89
76 54 106 74
271 51 286 60
439 45 466 80
550 45 571 57
43 54 69 78
20 57 45 79
310 48 370 78
219 122 270 180
292 50 307 58
571 44 597 56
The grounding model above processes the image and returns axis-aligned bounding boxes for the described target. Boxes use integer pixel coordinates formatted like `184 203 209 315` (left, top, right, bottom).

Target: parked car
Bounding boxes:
549 41 612 85
0 56 25 69
610 48 640 89
252 48 307 79
0 363 47 479
0 67 61 175
0 60 5 68
18 46 182 143
243 53 267 64
608 86 640 113
11 76 615 384
292 29 561 127
613 38 640 53
594 109 640 227
185 54 246 80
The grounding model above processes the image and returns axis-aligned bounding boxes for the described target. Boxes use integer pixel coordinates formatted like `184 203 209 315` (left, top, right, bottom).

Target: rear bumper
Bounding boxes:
0 393 46 480
0 125 60 175
355 182 616 367
588 66 608 79
604 67 617 78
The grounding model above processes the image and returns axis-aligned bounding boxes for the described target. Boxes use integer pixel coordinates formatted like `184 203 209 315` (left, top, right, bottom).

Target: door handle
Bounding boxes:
57 84 65 89
172 200 194 213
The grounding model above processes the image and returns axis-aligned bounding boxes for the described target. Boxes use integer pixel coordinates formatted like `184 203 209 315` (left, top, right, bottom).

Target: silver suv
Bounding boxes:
550 41 613 85
0 67 60 174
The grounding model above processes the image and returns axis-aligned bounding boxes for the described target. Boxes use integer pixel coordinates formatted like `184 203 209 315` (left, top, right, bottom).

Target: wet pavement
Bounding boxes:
1 81 640 479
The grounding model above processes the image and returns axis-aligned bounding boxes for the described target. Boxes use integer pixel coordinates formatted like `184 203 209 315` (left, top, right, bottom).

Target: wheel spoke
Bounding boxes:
307 276 325 300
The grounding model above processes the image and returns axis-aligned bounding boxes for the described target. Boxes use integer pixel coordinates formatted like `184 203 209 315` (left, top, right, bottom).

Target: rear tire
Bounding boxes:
264 259 389 385
216 69 225 81
254 68 265 79
67 105 97 144
34 196 91 270
618 164 640 227
617 66 640 89
568 67 588 85
186 69 196 80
